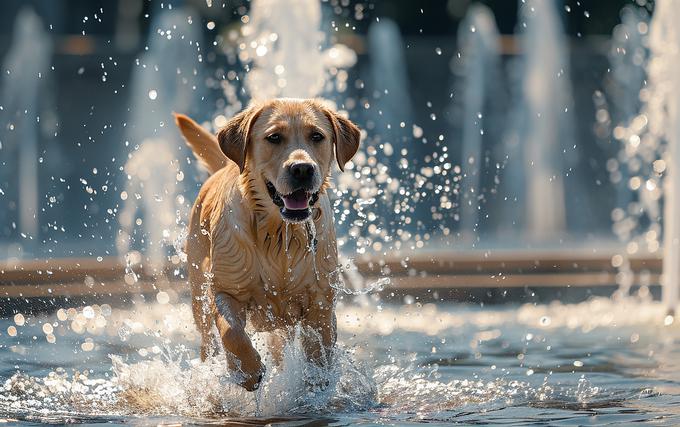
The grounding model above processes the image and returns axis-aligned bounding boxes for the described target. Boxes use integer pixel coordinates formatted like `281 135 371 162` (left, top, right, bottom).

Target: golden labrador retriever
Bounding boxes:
174 98 360 391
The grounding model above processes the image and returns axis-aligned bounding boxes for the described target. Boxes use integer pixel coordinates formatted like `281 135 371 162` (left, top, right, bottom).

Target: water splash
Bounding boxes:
608 7 649 127
240 0 356 101
606 7 650 298
2 297 668 422
1 322 376 419
599 8 647 238
609 0 680 309
331 275 390 296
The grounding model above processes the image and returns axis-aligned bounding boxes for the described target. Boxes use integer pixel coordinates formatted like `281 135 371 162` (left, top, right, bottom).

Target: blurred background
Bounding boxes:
0 0 663 300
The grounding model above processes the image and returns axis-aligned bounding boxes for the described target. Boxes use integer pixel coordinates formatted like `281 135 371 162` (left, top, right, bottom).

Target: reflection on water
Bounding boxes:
1 296 680 425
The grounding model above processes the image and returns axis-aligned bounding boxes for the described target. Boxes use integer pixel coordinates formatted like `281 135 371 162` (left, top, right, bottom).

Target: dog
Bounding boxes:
174 98 360 391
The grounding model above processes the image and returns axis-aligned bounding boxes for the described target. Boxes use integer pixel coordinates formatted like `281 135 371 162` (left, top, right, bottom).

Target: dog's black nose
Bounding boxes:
289 162 315 185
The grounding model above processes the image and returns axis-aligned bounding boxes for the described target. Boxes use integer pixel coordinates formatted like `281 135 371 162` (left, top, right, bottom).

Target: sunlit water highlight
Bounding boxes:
2 297 680 425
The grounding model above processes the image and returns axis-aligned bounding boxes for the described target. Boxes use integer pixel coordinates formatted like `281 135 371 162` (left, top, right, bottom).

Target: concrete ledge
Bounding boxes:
0 249 662 300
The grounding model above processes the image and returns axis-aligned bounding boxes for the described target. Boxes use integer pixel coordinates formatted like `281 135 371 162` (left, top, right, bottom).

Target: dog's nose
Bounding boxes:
289 162 315 185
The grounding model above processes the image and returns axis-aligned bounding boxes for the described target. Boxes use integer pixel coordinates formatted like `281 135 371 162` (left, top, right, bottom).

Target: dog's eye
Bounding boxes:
266 133 281 144
310 132 324 142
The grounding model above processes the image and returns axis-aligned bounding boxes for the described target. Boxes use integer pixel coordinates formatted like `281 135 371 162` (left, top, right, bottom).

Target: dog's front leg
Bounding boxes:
214 292 265 391
302 302 337 366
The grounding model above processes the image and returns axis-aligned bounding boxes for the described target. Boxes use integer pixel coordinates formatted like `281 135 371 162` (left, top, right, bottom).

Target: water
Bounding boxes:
606 0 680 310
508 0 574 240
240 0 356 101
454 4 502 239
1 296 680 424
3 1 680 425
604 6 649 220
366 17 414 140
651 0 680 311
335 16 423 255
0 8 52 249
117 5 205 273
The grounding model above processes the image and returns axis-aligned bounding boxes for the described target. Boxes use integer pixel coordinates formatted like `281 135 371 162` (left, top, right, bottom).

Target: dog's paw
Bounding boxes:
241 364 266 392
304 376 331 392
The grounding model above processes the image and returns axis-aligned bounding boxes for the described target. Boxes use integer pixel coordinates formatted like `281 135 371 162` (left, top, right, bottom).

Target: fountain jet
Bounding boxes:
367 18 414 153
648 0 680 312
455 4 502 239
117 6 204 274
516 0 573 240
0 9 52 246
241 0 356 102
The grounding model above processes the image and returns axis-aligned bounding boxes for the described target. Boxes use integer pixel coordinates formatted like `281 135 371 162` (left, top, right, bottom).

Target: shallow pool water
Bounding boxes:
1 295 680 425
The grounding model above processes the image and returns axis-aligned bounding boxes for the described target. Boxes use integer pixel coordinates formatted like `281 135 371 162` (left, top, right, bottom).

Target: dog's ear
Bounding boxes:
324 109 361 172
217 105 262 174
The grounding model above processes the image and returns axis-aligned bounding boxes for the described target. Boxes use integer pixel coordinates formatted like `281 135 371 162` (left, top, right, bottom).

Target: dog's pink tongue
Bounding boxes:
282 189 309 210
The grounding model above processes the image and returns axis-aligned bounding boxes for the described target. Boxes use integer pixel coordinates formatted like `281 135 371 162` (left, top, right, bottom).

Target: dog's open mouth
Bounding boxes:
266 181 319 222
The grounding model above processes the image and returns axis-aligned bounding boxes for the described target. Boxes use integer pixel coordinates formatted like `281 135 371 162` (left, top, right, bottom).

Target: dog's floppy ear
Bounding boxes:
217 105 262 174
324 109 361 172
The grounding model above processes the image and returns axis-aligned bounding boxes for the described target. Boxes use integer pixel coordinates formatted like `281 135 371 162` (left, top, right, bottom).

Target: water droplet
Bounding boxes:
664 315 674 326
14 314 25 326
156 291 170 304
83 306 95 319
81 340 95 352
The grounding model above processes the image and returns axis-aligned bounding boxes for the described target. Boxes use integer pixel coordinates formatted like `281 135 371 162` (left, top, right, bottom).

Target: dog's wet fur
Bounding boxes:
175 98 360 390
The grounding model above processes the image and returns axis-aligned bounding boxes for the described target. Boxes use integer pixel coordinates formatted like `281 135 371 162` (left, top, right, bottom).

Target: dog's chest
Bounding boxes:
248 220 336 321
257 226 322 289
208 201 337 323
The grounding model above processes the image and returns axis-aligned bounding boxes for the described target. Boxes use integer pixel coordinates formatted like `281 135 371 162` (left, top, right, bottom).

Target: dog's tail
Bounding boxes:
174 113 228 175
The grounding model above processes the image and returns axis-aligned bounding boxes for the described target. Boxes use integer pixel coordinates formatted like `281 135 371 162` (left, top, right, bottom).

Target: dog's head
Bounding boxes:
218 98 360 223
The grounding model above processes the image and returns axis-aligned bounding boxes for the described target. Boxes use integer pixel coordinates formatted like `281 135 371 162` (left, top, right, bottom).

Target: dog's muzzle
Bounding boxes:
266 180 319 222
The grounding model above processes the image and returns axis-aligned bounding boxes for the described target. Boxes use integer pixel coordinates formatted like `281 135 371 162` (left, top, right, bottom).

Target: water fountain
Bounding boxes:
645 0 680 312
0 8 52 248
608 7 649 127
365 17 414 202
608 0 680 311
117 139 184 275
606 6 649 218
350 17 417 255
605 6 649 299
366 18 414 141
240 0 356 102
513 0 574 240
117 5 205 274
454 4 502 239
